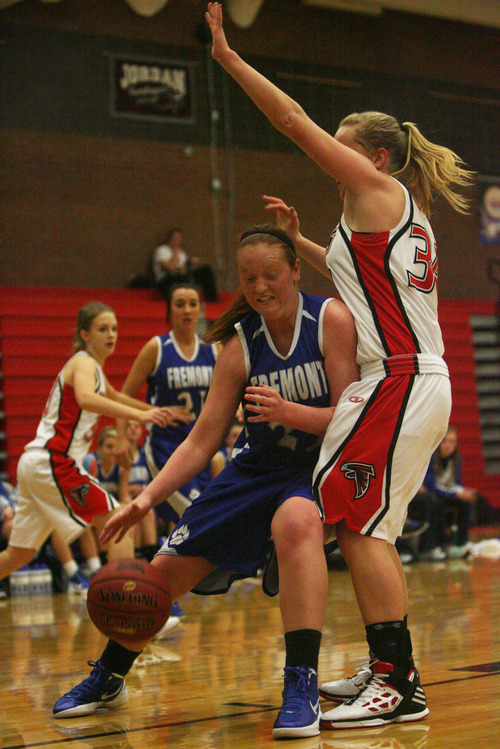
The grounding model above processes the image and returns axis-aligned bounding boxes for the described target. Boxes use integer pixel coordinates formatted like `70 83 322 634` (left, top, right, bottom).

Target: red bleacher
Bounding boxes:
0 286 234 479
437 298 499 508
0 287 498 507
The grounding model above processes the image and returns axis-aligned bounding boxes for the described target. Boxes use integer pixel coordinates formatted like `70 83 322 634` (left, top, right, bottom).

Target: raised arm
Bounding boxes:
113 337 191 467
205 2 379 194
121 337 158 399
114 337 159 467
117 337 193 424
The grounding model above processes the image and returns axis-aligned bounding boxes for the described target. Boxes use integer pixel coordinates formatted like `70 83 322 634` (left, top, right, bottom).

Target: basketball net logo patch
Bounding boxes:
70 484 90 507
341 462 376 500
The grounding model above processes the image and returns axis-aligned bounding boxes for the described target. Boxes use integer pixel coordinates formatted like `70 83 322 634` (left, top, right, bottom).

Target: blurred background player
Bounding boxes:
211 417 244 478
0 301 171 589
122 420 157 564
114 284 218 628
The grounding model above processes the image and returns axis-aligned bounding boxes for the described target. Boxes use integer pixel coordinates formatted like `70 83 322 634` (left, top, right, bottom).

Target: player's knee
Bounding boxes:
272 502 321 547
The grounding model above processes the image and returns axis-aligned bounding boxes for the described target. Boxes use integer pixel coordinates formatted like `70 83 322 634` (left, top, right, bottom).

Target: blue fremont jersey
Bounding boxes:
129 448 151 490
147 332 217 448
233 292 331 471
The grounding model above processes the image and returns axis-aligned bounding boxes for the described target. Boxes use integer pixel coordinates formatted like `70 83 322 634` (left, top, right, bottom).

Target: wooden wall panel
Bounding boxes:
0 0 498 298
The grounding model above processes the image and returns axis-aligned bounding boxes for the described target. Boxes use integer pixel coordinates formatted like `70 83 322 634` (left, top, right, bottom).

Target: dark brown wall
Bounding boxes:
1 0 499 297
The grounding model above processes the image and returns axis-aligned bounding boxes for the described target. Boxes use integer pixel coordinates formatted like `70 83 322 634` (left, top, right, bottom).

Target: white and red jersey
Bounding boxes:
326 181 444 365
25 351 105 465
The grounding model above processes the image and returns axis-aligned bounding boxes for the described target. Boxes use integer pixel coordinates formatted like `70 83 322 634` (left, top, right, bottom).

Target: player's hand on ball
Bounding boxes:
100 496 151 545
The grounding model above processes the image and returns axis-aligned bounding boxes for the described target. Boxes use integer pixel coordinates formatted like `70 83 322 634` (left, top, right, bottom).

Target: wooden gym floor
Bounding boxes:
0 554 498 749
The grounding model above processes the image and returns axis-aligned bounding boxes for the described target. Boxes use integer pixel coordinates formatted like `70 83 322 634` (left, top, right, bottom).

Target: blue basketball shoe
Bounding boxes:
170 601 185 618
67 570 90 595
53 659 128 718
272 666 321 738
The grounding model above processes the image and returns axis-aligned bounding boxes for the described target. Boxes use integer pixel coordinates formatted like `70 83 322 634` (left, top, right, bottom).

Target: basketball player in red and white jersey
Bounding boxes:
206 2 474 730
0 302 172 588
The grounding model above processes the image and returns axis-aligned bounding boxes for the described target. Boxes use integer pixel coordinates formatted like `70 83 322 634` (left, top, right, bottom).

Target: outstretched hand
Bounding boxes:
99 496 151 545
263 195 300 240
168 405 194 426
142 406 176 428
205 2 231 61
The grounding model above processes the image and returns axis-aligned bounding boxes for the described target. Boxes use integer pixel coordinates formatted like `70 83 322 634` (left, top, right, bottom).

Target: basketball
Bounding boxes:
87 559 172 642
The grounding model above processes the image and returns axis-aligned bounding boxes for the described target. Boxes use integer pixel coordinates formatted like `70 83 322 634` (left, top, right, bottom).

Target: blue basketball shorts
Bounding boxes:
156 460 319 594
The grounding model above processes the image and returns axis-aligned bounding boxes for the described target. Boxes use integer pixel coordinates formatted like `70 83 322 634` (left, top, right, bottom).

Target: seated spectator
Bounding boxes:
404 425 478 561
152 227 218 302
403 473 447 562
84 426 123 501
429 425 478 558
211 417 244 478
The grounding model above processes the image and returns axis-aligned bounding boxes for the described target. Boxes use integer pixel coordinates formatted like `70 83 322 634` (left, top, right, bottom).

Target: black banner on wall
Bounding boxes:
109 55 195 123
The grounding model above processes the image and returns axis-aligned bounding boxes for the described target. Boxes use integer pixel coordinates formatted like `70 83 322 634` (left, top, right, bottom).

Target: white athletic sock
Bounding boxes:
63 560 79 579
86 556 102 574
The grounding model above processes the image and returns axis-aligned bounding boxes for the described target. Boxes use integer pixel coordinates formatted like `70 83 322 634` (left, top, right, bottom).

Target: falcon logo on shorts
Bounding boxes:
340 462 376 500
70 483 90 507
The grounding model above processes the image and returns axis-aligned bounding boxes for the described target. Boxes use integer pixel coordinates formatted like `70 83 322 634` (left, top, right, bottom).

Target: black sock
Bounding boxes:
404 614 414 660
365 620 412 675
284 629 322 672
100 640 142 677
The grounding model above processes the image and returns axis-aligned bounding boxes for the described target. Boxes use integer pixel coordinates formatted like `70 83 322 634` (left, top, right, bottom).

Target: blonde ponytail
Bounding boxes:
395 121 475 217
340 111 475 217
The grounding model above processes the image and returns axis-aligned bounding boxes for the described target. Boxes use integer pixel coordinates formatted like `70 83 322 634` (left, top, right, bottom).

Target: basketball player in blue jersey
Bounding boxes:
114 285 216 627
205 1 474 731
53 226 359 739
114 285 216 521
